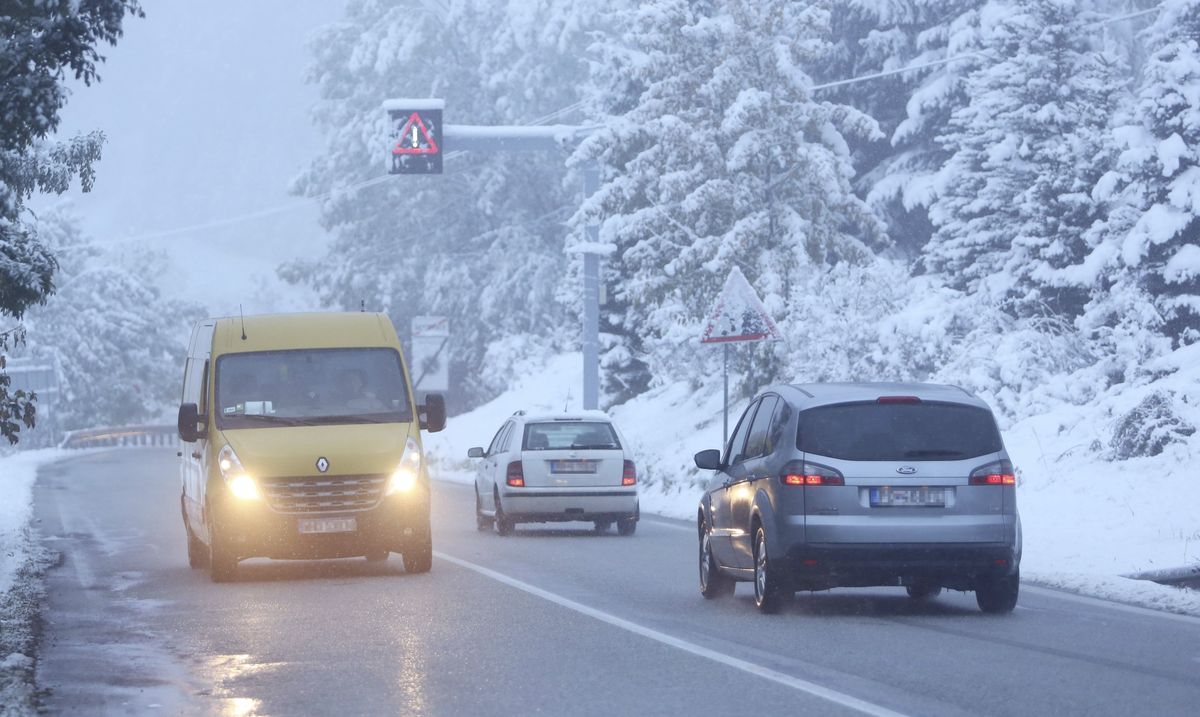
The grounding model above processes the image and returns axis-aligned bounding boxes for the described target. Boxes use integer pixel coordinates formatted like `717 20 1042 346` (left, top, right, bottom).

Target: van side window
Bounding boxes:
180 358 193 404
744 396 778 459
725 399 760 465
183 358 206 408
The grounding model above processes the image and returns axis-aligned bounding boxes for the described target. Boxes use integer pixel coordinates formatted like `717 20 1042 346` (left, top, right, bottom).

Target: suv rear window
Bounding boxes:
523 422 621 451
796 401 1002 461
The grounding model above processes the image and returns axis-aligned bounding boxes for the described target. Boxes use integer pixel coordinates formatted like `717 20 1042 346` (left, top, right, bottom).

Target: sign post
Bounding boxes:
699 267 782 445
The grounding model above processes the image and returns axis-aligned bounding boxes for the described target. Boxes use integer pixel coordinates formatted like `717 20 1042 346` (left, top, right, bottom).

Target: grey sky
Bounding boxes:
40 1 349 314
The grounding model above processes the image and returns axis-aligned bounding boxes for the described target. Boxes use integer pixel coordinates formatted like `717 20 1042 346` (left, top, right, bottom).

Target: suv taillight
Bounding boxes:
969 459 1015 485
780 460 844 487
506 461 525 487
622 460 637 486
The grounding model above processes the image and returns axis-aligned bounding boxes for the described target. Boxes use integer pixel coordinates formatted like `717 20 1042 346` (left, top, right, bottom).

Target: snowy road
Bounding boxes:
32 449 1200 716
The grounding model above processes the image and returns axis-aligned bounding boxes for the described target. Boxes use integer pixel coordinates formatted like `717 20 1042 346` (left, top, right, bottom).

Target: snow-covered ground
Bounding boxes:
424 352 1200 615
0 449 68 716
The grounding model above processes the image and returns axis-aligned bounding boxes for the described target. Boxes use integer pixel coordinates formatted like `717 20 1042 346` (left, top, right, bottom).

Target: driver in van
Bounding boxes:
338 368 385 411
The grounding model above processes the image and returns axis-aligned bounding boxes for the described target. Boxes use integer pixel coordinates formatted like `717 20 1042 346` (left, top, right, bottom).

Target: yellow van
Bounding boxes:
176 312 445 582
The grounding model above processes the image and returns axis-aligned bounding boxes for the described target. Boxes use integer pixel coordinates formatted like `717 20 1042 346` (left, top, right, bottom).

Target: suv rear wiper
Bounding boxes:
903 449 966 458
571 443 619 450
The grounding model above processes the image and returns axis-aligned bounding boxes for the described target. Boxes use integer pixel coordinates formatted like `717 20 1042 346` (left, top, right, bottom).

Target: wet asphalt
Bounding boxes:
30 448 1200 716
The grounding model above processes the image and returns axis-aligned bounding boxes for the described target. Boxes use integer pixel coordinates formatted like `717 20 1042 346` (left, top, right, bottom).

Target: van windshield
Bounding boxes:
796 401 1003 461
215 348 412 429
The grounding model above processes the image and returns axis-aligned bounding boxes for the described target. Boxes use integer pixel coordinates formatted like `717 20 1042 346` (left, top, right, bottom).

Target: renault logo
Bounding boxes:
316 457 330 473
897 465 917 475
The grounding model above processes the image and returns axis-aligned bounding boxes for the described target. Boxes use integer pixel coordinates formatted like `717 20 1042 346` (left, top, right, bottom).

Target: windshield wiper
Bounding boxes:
903 449 966 458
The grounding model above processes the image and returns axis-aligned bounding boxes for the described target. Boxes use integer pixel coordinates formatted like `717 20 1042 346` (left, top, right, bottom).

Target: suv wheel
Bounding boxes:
976 570 1019 613
475 490 494 532
906 583 942 600
752 526 787 614
699 519 735 599
616 516 637 536
593 520 612 534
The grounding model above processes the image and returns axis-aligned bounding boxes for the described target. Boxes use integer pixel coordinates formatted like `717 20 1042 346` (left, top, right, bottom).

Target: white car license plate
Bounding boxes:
870 487 946 507
298 516 358 534
550 460 596 474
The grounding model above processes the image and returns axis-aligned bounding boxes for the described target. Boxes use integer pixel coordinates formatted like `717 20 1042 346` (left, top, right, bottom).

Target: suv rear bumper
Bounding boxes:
783 542 1019 590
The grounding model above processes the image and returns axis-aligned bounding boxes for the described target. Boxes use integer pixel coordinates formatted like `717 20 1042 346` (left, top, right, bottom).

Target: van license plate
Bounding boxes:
550 460 596 474
870 487 945 507
298 517 358 534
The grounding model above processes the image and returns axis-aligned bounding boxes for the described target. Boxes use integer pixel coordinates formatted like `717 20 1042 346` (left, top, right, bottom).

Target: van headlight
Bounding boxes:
218 444 260 500
387 437 421 495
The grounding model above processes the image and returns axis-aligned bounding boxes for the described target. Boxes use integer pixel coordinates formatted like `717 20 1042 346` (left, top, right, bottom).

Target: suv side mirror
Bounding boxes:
694 449 722 470
420 393 446 433
177 403 207 443
467 446 484 458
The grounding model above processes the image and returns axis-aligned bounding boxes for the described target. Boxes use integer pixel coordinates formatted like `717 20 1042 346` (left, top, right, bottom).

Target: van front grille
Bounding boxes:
260 474 387 514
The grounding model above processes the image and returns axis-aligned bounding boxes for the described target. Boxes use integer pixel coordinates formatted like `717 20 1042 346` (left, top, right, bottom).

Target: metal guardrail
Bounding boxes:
60 424 178 450
1126 564 1200 591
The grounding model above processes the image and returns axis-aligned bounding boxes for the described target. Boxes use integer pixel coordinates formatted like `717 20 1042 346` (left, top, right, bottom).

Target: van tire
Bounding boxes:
187 529 209 569
403 529 433 574
208 517 238 583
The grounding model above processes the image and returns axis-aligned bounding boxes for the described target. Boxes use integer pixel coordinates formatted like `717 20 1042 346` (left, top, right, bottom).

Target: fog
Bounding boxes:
37 0 346 314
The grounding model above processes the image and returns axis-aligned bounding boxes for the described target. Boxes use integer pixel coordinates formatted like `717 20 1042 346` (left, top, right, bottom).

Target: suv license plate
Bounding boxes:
298 517 358 534
870 487 946 507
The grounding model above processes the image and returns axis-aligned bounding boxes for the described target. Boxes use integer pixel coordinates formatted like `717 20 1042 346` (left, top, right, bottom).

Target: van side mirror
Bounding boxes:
420 393 446 433
694 449 722 470
467 447 484 458
177 403 207 443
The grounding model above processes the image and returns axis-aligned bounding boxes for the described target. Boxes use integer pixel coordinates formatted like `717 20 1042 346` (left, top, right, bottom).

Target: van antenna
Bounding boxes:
563 387 572 413
239 304 247 341
360 299 365 312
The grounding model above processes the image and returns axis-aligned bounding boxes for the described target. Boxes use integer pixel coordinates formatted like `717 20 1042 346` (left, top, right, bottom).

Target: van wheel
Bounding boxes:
699 518 735 599
403 528 432 574
753 526 787 614
186 528 209 569
208 521 238 583
616 517 637 536
182 496 208 569
976 570 1019 613
593 520 612 533
475 490 494 532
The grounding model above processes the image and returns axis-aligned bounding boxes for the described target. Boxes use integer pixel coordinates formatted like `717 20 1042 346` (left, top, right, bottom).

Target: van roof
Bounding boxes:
209 312 400 354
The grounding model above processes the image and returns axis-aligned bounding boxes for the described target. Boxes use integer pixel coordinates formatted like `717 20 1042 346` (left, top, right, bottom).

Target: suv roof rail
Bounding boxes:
512 409 526 416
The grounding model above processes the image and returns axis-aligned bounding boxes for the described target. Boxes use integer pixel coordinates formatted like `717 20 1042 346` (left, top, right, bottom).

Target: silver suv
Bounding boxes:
695 382 1021 613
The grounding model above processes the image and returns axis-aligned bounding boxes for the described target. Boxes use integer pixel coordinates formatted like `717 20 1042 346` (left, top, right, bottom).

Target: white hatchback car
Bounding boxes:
468 411 640 536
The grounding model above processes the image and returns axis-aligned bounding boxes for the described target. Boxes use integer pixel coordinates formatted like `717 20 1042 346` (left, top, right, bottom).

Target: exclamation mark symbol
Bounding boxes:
411 124 419 149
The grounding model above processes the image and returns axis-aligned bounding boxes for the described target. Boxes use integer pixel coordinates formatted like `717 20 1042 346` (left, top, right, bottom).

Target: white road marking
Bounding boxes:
434 550 909 717
1022 585 1200 627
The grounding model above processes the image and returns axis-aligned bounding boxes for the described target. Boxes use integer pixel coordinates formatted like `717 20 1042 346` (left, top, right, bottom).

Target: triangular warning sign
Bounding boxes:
699 267 782 344
392 112 440 155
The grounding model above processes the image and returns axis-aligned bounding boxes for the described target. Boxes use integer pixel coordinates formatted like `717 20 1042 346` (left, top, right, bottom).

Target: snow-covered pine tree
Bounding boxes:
288 0 605 408
15 209 202 430
576 0 885 393
925 0 1125 321
1096 0 1200 347
823 0 988 257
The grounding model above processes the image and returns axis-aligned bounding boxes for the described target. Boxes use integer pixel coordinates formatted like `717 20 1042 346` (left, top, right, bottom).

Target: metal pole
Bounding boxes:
582 160 601 411
723 343 729 447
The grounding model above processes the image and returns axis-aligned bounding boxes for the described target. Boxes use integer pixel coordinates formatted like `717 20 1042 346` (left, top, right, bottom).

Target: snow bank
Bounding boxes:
0 449 66 596
425 351 1200 615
